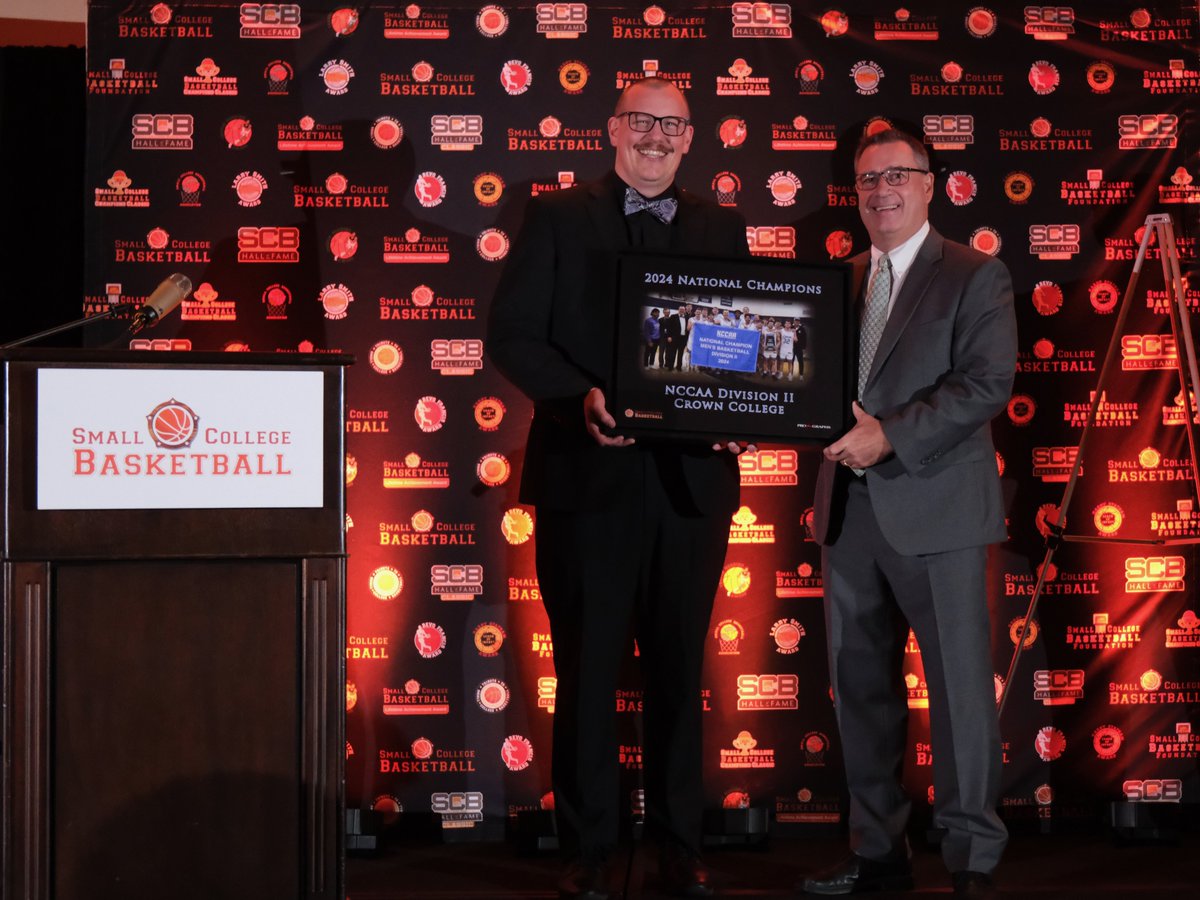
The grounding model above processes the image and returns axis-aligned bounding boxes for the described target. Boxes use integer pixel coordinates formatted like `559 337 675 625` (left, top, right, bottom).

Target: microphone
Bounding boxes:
129 273 192 334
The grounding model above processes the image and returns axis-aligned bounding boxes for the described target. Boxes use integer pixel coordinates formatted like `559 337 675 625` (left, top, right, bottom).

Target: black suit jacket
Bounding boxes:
488 171 750 513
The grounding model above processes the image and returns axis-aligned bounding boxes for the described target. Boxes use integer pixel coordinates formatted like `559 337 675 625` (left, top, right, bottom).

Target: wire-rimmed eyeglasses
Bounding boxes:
616 111 691 137
854 166 930 191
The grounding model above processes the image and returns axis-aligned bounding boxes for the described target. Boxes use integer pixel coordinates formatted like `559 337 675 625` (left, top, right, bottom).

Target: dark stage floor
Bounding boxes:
347 825 1200 898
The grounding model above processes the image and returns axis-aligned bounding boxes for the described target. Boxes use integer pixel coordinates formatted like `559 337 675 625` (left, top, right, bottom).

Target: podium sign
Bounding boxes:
36 368 324 510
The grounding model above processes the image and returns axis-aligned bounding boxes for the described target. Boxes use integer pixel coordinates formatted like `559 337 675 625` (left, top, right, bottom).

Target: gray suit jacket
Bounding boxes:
811 228 1017 555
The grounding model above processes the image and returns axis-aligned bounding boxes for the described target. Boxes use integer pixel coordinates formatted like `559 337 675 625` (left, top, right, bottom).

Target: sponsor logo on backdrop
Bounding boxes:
1024 6 1074 39
1143 59 1200 94
1067 613 1141 649
379 511 475 547
767 171 802 206
776 786 840 824
477 678 511 712
95 170 150 207
263 60 294 94
736 674 799 710
176 171 206 206
131 113 194 150
508 576 541 602
278 116 343 151
366 341 403 375
875 8 938 40
473 623 504 656
772 117 837 151
535 2 587 38
850 60 884 95
1119 113 1180 150
912 66 1003 96
612 7 706 39
1148 724 1199 760
232 171 267 207
1149 499 1200 538
501 60 533 95
507 119 603 151
1094 726 1124 759
1035 727 1067 761
1034 669 1084 706
501 736 534 771
386 453 451 489
236 226 300 263
1004 563 1099 597
732 2 792 38
905 672 928 709
945 171 977 205
1111 670 1200 705
477 5 509 36
384 229 450 264
1160 167 1200 204
738 448 798 485
383 679 450 715
721 564 752 598
184 58 238 95
771 618 805 653
477 453 510 486
729 506 775 544
557 60 589 93
414 622 447 659
295 173 389 208
923 114 974 149
999 117 1093 151
328 7 359 36
477 229 510 261
502 508 534 545
714 619 745 655
89 59 159 94
1063 392 1138 427
777 562 822 598
115 227 211 264
616 689 643 713
431 114 482 151
747 225 796 259
1100 11 1194 42
619 744 643 770
380 741 475 773
965 7 997 38
615 60 693 91
180 282 235 321
531 631 554 659
370 116 404 149
347 636 388 660
717 59 770 96
345 409 388 435
1017 338 1095 373
720 731 776 769
384 6 450 39
239 3 301 39
369 566 402 600
118 4 214 38
428 564 484 601
795 60 824 94
1028 224 1080 260
317 283 354 319
431 792 483 829
1166 611 1200 648
379 285 475 321
381 61 476 96
1031 446 1079 482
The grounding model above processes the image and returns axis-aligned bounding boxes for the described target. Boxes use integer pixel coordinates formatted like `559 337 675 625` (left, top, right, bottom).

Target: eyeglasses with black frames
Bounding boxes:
854 166 930 191
616 111 691 137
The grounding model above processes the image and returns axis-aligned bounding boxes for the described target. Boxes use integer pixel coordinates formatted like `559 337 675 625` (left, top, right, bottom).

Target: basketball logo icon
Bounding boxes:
146 399 199 448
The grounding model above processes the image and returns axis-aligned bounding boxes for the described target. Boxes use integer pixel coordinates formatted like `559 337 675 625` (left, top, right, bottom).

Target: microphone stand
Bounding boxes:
1 303 140 349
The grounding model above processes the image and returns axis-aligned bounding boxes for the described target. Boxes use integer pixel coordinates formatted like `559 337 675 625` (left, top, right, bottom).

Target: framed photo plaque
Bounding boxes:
610 251 852 444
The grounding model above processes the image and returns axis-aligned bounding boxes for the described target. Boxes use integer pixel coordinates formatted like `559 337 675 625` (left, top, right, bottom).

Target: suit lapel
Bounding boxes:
584 173 632 251
865 229 944 389
672 191 708 252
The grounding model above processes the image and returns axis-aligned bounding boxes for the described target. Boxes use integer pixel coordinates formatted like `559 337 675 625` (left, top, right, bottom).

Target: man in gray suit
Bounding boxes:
803 129 1016 900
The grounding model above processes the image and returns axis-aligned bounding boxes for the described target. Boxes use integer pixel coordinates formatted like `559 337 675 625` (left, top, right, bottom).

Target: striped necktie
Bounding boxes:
857 254 892 399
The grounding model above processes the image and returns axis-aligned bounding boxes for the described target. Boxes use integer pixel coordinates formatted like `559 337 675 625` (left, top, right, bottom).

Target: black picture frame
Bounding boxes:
609 251 852 444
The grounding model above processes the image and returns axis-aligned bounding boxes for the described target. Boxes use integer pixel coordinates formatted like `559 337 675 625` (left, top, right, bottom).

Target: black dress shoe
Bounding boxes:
557 859 611 900
952 871 996 899
800 854 913 895
660 849 715 898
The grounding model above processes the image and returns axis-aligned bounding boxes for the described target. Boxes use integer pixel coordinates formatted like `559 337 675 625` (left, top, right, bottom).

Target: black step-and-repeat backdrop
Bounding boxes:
85 2 1199 837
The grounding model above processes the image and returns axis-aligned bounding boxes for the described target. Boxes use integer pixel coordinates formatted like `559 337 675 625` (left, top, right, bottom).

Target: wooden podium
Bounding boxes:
1 349 348 900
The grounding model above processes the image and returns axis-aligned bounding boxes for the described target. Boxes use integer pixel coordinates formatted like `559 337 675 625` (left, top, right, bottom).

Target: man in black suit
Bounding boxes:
488 77 749 900
661 308 683 370
803 129 1015 899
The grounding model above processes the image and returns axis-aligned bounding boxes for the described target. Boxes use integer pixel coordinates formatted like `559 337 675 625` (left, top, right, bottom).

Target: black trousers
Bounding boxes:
534 450 731 860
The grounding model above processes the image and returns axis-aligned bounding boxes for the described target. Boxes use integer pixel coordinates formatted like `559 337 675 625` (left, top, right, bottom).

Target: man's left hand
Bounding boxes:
713 440 758 455
823 402 893 469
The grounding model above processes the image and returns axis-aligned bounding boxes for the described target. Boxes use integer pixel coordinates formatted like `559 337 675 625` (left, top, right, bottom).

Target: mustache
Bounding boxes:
634 139 673 154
